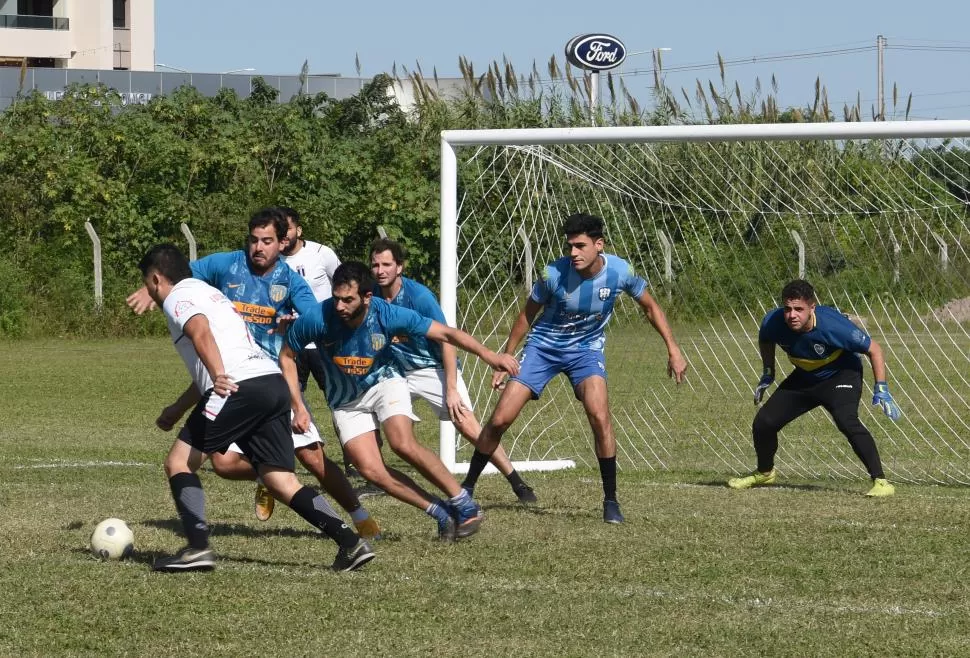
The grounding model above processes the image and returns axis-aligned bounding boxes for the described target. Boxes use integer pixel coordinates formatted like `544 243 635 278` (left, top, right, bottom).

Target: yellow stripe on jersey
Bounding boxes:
788 348 843 372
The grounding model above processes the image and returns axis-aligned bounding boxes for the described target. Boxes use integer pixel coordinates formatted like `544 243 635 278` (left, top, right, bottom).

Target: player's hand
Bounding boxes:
445 387 469 423
155 404 184 432
269 313 296 335
667 348 688 384
872 381 901 421
212 373 238 397
492 370 508 391
486 351 519 377
126 287 157 314
292 406 310 434
753 370 774 405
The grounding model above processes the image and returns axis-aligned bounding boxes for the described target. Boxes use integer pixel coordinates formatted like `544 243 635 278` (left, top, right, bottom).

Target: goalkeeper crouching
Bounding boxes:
728 279 901 497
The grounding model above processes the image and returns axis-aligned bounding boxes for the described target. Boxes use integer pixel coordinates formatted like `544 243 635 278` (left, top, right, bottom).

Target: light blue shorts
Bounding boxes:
511 343 606 399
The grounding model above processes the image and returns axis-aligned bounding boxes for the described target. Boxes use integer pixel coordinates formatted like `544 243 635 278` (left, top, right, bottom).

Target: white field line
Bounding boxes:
12 459 152 470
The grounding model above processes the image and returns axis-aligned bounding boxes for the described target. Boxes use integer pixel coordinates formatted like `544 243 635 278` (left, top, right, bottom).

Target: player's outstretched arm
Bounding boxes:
636 290 687 383
425 321 520 377
156 383 202 431
125 286 157 314
279 343 310 433
182 315 238 398
866 339 901 421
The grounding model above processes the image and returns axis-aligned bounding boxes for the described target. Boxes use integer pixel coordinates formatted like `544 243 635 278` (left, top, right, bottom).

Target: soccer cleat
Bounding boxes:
603 499 624 524
254 483 275 522
437 515 457 542
354 517 383 541
152 546 215 573
451 500 485 539
865 478 895 497
331 539 375 572
727 469 777 490
513 483 538 504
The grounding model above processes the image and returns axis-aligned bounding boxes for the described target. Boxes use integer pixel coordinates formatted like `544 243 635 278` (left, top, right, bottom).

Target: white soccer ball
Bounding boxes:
90 518 134 560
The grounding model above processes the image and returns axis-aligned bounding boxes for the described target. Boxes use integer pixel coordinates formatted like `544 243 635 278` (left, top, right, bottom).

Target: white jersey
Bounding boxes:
283 240 341 302
163 278 279 393
283 239 341 349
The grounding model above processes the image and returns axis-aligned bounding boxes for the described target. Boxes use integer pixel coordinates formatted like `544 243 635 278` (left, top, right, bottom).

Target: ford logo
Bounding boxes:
565 33 627 71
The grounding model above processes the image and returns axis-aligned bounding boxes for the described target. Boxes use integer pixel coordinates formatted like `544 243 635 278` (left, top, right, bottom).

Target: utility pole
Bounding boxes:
877 34 886 121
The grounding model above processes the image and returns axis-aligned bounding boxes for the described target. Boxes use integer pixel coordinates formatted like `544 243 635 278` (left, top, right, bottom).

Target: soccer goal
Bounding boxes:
439 121 970 484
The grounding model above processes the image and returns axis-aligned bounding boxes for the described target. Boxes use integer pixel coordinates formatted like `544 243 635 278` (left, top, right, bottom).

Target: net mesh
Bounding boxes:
450 136 970 484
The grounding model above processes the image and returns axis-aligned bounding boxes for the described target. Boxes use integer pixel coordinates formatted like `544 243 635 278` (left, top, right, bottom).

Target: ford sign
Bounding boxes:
565 33 627 71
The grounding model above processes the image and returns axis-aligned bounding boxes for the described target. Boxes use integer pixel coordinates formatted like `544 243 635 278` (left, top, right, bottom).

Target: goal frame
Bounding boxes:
438 119 970 473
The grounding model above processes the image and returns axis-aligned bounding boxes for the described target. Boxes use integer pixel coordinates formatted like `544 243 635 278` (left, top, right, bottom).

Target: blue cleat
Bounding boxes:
450 499 485 539
603 499 624 524
437 514 457 542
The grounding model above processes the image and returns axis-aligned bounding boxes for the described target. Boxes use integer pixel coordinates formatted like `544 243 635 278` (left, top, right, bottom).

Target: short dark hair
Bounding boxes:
562 213 604 240
781 279 816 304
279 206 301 226
138 244 192 283
248 207 287 240
370 237 406 264
333 261 375 295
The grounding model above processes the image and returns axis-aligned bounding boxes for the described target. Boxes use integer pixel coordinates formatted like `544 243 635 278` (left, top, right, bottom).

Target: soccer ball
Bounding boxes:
90 518 134 560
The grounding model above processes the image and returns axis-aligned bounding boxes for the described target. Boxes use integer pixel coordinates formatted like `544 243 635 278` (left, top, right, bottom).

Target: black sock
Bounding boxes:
289 486 358 549
462 450 491 492
168 472 209 549
505 469 526 490
598 456 617 502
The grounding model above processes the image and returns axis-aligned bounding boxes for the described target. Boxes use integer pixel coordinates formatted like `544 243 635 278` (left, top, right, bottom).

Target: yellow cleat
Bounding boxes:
254 483 275 521
865 478 895 497
727 469 776 490
354 516 382 541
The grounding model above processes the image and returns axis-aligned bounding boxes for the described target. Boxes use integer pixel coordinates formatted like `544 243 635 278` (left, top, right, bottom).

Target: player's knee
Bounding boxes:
354 459 387 484
752 411 780 435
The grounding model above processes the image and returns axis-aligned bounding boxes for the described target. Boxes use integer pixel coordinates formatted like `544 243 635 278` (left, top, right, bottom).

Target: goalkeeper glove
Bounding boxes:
753 368 774 405
872 381 901 421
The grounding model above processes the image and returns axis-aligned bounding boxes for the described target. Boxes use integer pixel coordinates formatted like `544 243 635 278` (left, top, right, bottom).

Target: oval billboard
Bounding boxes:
565 34 627 71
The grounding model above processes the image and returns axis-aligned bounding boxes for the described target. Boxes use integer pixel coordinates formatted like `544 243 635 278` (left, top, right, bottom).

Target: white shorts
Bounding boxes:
225 409 323 455
406 367 474 421
332 378 418 446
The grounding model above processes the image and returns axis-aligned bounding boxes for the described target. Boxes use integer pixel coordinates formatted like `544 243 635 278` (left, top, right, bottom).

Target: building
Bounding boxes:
0 0 154 71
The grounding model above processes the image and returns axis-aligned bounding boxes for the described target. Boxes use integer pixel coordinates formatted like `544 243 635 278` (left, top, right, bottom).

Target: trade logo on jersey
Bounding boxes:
333 355 374 375
598 287 611 301
269 285 288 303
813 343 825 355
371 334 387 351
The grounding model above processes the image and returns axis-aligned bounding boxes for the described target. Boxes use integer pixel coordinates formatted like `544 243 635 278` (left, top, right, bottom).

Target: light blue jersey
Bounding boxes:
527 254 647 351
191 251 317 362
286 297 433 408
378 277 446 372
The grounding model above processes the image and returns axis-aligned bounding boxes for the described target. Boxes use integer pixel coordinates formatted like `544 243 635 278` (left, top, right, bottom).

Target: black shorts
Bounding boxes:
297 347 327 393
179 374 295 471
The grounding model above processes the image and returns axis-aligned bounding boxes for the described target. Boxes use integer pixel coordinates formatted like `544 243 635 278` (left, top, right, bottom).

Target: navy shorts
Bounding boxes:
511 343 607 399
178 374 295 471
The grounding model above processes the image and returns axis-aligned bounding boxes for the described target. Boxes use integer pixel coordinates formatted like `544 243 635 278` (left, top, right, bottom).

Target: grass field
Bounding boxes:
2 339 970 656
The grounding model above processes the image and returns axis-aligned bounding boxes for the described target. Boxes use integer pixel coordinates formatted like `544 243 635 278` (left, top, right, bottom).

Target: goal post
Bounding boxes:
439 120 970 482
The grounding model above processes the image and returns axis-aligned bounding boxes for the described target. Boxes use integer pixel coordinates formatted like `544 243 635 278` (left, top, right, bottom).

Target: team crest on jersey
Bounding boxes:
269 285 287 303
371 334 387 351
174 301 194 318
598 287 611 301
813 343 825 355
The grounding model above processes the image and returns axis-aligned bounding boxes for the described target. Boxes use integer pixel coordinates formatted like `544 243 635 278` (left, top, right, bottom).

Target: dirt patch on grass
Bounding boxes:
925 297 970 323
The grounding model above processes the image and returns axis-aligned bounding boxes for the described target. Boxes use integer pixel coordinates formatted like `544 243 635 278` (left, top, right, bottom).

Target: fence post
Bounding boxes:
516 226 533 292
790 229 805 279
180 222 197 261
377 226 388 239
889 229 900 283
84 220 103 309
931 232 948 272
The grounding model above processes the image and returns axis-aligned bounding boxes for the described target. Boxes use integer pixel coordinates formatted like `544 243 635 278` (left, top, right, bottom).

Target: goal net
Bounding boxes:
439 122 970 485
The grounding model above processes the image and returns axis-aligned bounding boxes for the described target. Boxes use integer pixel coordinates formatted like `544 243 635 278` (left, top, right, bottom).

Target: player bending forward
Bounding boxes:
139 244 374 573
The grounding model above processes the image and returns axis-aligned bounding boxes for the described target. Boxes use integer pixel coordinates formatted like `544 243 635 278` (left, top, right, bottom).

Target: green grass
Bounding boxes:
1 339 970 656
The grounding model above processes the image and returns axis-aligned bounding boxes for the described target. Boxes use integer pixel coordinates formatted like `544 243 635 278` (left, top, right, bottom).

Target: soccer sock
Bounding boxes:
598 456 618 502
349 507 370 524
449 488 473 507
168 472 209 550
289 486 358 549
505 469 526 490
462 450 491 492
425 499 450 523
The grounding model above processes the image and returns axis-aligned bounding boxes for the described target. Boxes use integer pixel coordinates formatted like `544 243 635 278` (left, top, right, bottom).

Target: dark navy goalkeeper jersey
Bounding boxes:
759 304 871 380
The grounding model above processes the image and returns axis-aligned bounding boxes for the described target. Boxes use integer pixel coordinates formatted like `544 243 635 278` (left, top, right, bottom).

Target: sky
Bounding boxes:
156 0 970 121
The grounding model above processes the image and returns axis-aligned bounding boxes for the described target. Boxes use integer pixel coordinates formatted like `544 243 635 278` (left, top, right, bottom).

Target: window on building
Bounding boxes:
17 0 54 16
113 0 127 28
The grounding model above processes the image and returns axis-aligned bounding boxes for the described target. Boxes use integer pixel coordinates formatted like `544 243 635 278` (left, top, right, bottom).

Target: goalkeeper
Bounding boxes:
728 279 900 497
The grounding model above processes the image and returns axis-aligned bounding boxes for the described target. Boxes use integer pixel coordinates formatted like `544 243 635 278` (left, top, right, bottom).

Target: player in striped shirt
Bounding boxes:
461 213 688 524
370 237 538 503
